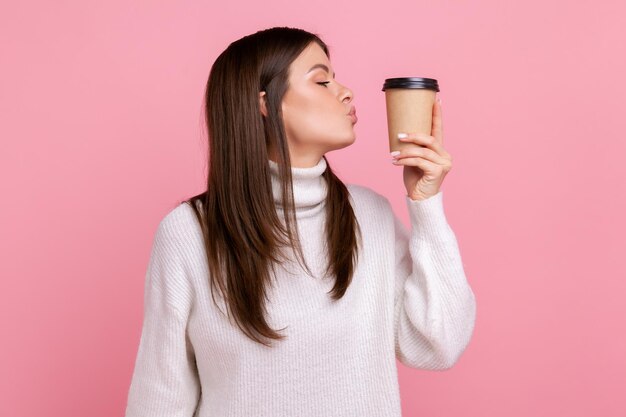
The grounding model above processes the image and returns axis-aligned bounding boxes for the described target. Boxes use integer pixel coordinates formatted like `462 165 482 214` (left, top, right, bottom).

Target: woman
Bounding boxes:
125 26 476 417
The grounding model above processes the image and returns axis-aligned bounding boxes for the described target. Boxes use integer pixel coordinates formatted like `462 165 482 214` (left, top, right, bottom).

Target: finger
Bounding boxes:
431 97 443 144
393 145 449 165
398 133 450 158
393 156 441 175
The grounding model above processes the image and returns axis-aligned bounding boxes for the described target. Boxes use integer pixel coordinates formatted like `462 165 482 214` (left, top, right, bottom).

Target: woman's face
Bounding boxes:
262 42 356 167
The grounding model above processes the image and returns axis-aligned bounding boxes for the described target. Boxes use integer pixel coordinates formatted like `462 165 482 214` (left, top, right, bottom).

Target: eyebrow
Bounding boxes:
307 64 336 78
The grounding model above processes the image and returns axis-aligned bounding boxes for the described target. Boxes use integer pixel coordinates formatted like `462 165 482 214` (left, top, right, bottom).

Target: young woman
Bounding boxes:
125 26 476 417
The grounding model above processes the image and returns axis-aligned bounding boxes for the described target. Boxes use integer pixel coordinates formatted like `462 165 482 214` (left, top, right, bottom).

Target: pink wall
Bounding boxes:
1 1 625 416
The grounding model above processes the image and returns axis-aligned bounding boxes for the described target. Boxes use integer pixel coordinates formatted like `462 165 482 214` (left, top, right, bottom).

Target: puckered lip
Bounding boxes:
347 105 356 116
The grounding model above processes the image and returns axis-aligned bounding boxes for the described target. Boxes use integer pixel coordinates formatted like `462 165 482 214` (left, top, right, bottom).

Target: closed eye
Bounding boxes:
317 81 331 88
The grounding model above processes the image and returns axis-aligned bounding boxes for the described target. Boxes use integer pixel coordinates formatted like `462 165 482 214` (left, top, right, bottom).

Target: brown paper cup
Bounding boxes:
382 77 440 152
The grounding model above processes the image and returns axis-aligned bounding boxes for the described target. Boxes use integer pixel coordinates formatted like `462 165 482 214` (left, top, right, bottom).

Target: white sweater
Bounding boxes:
124 156 476 417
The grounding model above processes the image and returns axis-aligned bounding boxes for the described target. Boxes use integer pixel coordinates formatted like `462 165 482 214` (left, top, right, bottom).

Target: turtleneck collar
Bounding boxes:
268 157 328 219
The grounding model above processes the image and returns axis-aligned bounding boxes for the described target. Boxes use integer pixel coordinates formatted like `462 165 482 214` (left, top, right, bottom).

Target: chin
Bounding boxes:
334 135 356 151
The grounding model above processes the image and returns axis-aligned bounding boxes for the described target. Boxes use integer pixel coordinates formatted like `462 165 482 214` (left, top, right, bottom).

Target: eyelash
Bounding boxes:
317 81 331 88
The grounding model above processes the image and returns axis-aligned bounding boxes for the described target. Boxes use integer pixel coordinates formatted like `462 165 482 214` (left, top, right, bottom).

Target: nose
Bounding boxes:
339 83 354 104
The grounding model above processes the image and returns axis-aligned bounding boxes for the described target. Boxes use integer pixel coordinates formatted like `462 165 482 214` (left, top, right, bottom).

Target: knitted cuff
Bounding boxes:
405 191 453 240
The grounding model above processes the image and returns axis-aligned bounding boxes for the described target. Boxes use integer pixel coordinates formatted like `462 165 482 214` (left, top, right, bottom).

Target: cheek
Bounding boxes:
281 93 347 142
284 99 340 127
283 108 328 141
283 99 325 130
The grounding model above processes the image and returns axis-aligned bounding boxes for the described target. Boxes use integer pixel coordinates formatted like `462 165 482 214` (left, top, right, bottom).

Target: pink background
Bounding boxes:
1 1 625 416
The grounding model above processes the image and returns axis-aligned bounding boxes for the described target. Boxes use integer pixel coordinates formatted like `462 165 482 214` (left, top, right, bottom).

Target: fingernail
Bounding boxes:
397 133 408 138
437 96 442 105
390 151 400 157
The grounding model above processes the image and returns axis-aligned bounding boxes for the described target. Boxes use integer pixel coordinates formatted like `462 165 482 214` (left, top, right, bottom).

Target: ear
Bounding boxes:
259 91 268 117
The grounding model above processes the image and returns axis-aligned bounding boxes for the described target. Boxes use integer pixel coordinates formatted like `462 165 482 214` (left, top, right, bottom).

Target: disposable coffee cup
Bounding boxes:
382 77 440 152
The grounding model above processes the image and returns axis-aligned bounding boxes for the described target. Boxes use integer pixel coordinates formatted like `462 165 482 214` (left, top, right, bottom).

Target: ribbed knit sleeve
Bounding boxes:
125 216 201 417
392 190 476 370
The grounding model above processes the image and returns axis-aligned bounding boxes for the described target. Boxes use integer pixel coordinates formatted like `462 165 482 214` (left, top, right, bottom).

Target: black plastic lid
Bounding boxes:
382 77 440 92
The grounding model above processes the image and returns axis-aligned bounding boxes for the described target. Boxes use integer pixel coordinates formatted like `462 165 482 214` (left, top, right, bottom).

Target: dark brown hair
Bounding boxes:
182 26 362 347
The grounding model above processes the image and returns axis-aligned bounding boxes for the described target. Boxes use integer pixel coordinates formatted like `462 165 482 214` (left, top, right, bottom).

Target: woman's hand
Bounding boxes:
390 98 452 201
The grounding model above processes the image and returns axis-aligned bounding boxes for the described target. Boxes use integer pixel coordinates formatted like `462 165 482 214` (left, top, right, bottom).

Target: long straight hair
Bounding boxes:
183 27 362 347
